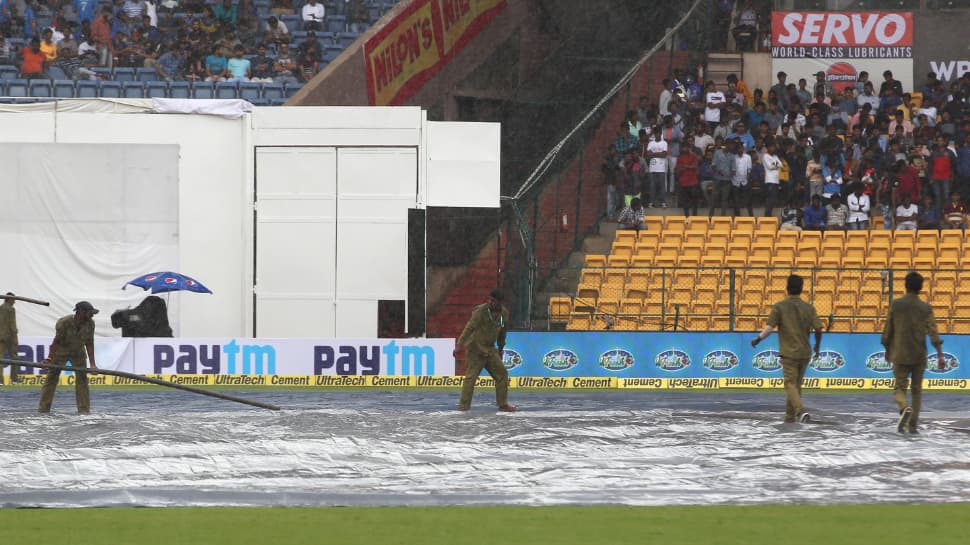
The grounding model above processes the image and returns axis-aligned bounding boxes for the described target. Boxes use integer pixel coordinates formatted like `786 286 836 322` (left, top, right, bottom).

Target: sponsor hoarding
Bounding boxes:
914 11 970 83
364 0 507 106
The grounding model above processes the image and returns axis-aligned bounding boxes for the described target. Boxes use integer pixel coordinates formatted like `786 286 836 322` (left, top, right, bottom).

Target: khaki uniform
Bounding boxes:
767 295 822 422
456 303 510 410
881 293 943 430
0 301 18 384
39 315 96 414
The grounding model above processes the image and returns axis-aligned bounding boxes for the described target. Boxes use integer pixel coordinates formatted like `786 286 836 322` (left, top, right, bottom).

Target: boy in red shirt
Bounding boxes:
676 137 701 216
943 191 968 229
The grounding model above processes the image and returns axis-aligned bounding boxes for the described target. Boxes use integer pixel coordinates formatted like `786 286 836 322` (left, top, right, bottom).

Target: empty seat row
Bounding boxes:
0 79 302 100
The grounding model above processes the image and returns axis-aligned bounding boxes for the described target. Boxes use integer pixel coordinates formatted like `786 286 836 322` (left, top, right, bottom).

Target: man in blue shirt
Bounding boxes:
205 44 228 81
803 194 827 230
154 42 183 81
23 0 37 41
226 45 250 82
75 0 97 23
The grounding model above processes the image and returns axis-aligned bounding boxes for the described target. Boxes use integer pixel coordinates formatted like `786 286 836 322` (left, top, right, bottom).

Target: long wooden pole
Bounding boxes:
0 358 281 411
2 295 50 306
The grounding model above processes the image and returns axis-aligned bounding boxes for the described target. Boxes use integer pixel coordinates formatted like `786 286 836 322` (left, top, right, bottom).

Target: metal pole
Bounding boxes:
1 295 50 306
2 359 281 411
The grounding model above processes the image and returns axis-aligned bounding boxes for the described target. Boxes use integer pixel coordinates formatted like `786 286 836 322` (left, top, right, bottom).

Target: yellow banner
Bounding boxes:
437 0 506 53
366 1 441 106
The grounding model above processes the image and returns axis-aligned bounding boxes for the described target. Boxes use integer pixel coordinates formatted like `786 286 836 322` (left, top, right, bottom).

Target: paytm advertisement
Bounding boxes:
503 332 968 382
8 337 455 376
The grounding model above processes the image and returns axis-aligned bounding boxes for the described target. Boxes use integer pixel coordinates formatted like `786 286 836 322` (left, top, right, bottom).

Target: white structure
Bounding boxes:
0 100 500 338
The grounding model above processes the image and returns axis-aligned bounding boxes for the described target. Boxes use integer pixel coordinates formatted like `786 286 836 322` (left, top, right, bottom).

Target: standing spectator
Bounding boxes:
20 37 48 79
645 128 668 209
894 159 921 204
144 0 158 27
75 0 98 24
347 0 367 34
881 272 943 434
846 182 870 230
751 274 823 424
704 81 725 133
879 70 903 100
122 0 144 20
249 43 275 82
943 191 968 230
23 0 37 41
601 147 619 221
732 144 753 216
618 150 641 207
661 114 682 198
693 122 713 155
301 0 324 31
875 171 894 230
214 0 237 26
91 6 113 68
803 194 827 231
699 146 716 212
894 193 919 230
153 42 183 80
761 140 783 216
710 138 735 217
225 44 249 82
0 293 19 385
928 137 955 215
0 0 12 36
917 194 940 230
676 139 700 216
204 43 228 81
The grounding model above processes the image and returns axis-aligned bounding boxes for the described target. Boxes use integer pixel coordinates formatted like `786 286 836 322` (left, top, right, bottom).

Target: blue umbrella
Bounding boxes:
123 271 213 294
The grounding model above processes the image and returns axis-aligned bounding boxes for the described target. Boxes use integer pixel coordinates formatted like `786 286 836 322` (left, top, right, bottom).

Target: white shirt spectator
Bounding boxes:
917 106 938 127
145 0 158 27
896 203 918 230
705 91 725 123
694 132 714 154
733 153 752 187
762 153 782 185
646 139 668 173
847 193 870 224
857 91 879 111
302 1 325 23
658 88 672 118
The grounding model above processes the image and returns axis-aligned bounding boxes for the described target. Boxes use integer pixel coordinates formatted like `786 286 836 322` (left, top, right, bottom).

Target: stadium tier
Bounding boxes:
552 216 969 334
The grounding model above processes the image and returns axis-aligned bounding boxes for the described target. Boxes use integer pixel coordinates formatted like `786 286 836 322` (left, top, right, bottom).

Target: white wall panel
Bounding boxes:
426 121 501 207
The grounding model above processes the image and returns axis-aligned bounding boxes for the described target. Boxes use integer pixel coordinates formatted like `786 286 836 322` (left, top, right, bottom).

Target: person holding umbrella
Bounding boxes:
38 301 99 415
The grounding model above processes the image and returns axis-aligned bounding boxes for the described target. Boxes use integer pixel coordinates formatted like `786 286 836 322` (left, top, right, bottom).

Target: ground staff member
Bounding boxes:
39 301 99 415
454 290 517 412
751 275 822 423
881 272 944 434
0 292 19 385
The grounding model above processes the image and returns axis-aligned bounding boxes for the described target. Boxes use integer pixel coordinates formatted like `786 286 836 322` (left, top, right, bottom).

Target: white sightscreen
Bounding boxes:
426 121 501 207
0 144 179 337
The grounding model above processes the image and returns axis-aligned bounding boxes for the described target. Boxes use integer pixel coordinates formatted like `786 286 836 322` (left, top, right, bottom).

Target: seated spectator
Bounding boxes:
204 43 228 81
825 193 848 230
39 28 57 61
616 197 647 230
273 42 299 84
297 41 319 82
153 42 184 80
236 16 259 50
213 0 236 26
803 194 827 230
348 0 368 34
943 191 968 229
20 37 49 79
301 0 324 31
846 182 870 230
779 197 804 231
198 6 218 34
56 41 99 80
895 193 919 230
264 15 289 44
0 33 11 62
249 43 274 82
918 194 940 230
226 44 249 82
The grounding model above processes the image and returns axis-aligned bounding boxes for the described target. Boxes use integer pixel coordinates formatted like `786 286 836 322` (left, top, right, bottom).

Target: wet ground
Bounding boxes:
1 389 969 507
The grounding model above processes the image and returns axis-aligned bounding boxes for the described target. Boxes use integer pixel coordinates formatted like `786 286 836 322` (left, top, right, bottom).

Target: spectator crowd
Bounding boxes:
606 64 970 233
0 0 373 84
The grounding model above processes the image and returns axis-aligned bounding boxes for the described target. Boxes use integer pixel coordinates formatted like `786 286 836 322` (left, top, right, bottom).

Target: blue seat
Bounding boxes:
337 32 359 48
47 65 67 80
323 45 342 63
239 82 262 101
291 30 307 43
113 67 136 82
327 15 346 33
261 82 284 100
122 81 145 98
249 97 269 106
29 80 52 97
145 81 169 98
168 81 190 98
215 81 238 99
268 97 288 106
136 67 159 82
0 81 6 96
284 82 302 98
6 79 28 97
191 81 214 99
92 67 111 79
317 31 335 44
99 80 122 98
53 80 76 98
281 14 300 29
0 66 18 80
76 80 99 98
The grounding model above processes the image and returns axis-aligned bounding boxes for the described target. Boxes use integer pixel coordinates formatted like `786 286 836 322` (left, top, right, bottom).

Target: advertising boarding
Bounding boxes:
771 11 914 97
914 11 970 84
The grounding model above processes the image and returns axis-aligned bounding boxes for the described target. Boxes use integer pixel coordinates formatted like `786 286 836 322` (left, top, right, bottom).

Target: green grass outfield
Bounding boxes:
1 505 969 545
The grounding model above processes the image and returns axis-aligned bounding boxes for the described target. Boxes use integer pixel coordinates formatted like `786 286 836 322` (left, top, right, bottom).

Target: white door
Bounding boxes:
254 147 337 337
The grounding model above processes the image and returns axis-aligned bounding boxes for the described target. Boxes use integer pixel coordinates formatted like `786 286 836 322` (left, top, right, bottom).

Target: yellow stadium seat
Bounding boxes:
579 269 603 288
869 230 891 247
893 230 915 249
548 296 572 323
630 254 653 269
711 216 733 232
765 288 787 305
574 287 599 312
818 254 841 268
710 314 731 331
707 232 729 248
724 255 747 269
940 230 962 249
733 216 756 233
916 231 938 249
772 250 795 267
822 230 845 245
842 255 865 269
800 230 822 249
565 312 591 330
607 255 630 268
697 269 722 290
654 254 677 268
659 234 683 251
934 272 957 294
950 318 970 334
734 303 763 331
829 317 854 332
794 252 818 268
866 247 889 268
776 229 800 244
912 255 936 270
683 232 707 248
756 216 779 232
855 316 882 333
597 297 620 316
687 216 710 234
638 230 661 246
602 269 628 293
617 298 642 330
611 241 634 260
665 216 688 233
913 244 936 261
846 230 868 248
614 230 637 245
585 254 607 268
702 250 725 266
644 217 664 232
634 245 656 262
888 253 912 270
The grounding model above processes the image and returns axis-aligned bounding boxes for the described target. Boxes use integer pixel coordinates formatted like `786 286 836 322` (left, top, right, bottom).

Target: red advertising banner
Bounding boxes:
365 0 507 106
771 11 913 59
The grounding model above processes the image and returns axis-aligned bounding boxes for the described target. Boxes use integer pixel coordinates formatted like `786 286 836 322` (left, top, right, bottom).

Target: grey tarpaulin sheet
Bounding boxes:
2 390 970 508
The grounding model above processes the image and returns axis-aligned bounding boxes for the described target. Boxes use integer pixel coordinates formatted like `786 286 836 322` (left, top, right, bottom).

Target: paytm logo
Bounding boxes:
314 340 435 376
154 340 276 374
